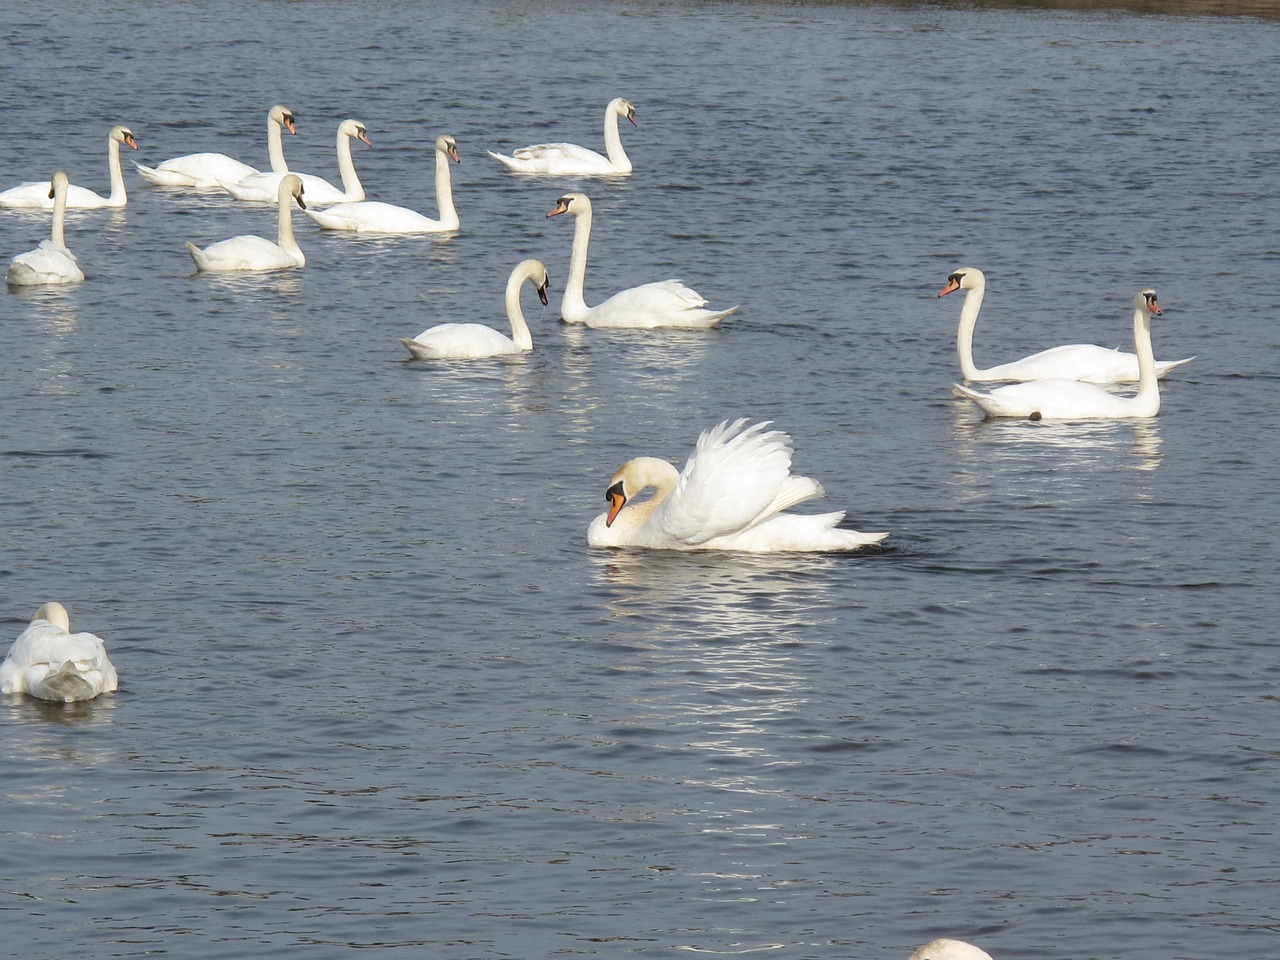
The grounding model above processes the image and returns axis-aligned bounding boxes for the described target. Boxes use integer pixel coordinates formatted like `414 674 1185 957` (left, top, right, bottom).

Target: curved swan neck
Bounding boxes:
335 127 365 200
602 101 632 172
433 144 459 230
562 203 593 320
276 188 303 264
106 135 127 204
267 114 289 173
955 279 987 380
612 458 679 533
504 265 537 351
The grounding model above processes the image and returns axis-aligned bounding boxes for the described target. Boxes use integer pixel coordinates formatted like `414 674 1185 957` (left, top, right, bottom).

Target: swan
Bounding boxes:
0 125 138 209
587 418 889 552
134 103 295 189
546 192 738 329
908 940 994 960
954 288 1168 420
940 266 1192 382
6 172 84 285
1 602 118 702
220 118 370 204
489 96 637 175
307 134 460 233
186 174 306 273
400 259 549 360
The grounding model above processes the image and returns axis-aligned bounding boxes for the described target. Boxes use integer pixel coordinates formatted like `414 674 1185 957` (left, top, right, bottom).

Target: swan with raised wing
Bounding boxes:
220 118 369 204
0 126 137 209
400 259 549 360
939 266 1192 382
489 97 636 175
587 419 888 552
546 192 737 329
6 172 84 285
1 602 118 702
954 288 1169 420
308 134 460 233
134 104 294 189
186 174 306 273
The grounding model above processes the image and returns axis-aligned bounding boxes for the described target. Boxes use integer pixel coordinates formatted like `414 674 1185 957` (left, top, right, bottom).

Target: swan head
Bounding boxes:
1136 287 1161 317
340 119 372 147
547 191 590 219
938 266 985 298
110 125 139 150
611 97 638 127
279 173 305 209
600 457 673 527
907 939 994 960
436 135 460 163
47 170 70 199
269 104 297 135
32 601 71 632
527 260 551 305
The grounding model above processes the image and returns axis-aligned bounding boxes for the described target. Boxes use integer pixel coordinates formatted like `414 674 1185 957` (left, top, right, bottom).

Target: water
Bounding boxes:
2 2 1278 959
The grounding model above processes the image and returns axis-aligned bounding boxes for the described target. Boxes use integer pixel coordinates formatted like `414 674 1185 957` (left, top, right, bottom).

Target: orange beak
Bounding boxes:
358 132 372 147
284 118 297 135
448 144 460 163
937 277 961 298
125 134 138 150
605 484 627 527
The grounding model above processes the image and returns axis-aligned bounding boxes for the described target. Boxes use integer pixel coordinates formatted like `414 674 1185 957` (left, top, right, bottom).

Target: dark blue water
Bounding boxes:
2 3 1278 959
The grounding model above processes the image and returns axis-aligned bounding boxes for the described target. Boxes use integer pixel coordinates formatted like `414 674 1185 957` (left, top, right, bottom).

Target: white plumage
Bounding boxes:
1 602 118 702
489 97 636 176
0 125 138 209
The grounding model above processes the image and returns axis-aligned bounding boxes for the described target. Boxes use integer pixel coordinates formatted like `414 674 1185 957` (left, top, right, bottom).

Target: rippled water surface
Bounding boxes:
2 3 1278 959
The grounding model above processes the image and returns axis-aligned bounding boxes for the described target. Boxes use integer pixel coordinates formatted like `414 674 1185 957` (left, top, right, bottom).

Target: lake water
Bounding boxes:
2 2 1278 959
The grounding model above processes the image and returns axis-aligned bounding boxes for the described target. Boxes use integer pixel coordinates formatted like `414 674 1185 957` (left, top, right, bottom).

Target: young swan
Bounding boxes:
907 939 994 960
0 125 138 209
1 602 119 702
186 174 307 273
587 419 888 552
6 171 85 286
135 103 296 188
489 96 637 175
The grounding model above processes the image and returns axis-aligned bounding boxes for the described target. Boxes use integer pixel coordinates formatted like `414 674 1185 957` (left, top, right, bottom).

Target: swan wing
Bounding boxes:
136 153 261 188
7 241 84 285
587 280 739 329
400 323 521 360
1 621 118 700
307 201 441 234
488 144 613 175
955 379 1142 420
187 236 296 273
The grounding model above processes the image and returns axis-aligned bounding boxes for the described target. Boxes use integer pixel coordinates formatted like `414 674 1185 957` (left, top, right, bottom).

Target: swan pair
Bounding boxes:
6 172 84 285
186 174 306 273
1 602 118 702
219 118 370 204
400 259 550 360
0 125 138 209
547 192 738 328
489 96 637 176
135 103 295 188
587 418 888 552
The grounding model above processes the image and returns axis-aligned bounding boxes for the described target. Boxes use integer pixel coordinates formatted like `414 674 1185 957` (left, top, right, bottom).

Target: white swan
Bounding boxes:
954 288 1168 420
0 125 138 209
489 97 637 175
6 172 84 286
940 266 1192 382
546 192 738 329
186 174 306 273
1 602 118 702
307 134 460 233
400 259 549 360
908 939 994 960
220 118 369 204
134 104 294 188
587 419 888 552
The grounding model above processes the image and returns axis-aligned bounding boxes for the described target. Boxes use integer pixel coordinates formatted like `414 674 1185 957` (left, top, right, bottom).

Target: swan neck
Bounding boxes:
335 129 364 200
1133 306 1158 403
267 116 289 173
955 283 986 380
562 206 593 320
107 136 127 203
433 146 459 229
602 105 631 172
614 459 680 535
504 267 535 350
50 183 68 247
277 191 303 264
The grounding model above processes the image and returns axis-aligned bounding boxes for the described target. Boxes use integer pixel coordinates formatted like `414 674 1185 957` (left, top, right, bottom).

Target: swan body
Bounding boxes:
220 118 369 204
186 174 306 273
489 97 636 175
1 602 118 702
940 266 1192 382
134 104 295 188
908 940 994 960
547 192 738 329
401 259 549 360
307 135 460 233
6 172 84 285
955 289 1167 420
587 419 888 552
0 126 138 209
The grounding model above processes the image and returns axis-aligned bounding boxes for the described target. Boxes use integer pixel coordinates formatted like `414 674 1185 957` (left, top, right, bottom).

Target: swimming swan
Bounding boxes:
134 103 295 189
400 259 549 360
307 134 460 233
220 118 369 204
6 172 84 285
587 418 889 552
939 266 1192 382
489 97 636 175
1 602 118 702
954 288 1169 420
186 174 306 272
546 192 738 329
0 125 138 209
908 940 994 960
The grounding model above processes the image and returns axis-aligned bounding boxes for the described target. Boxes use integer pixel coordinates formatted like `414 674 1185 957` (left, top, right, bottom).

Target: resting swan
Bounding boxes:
134 104 294 188
587 418 889 552
489 97 636 175
1 602 118 702
186 174 306 273
6 172 84 286
220 118 369 204
546 192 738 329
940 266 1192 382
400 259 549 360
908 940 994 960
307 134 460 233
0 125 138 209
954 289 1168 420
